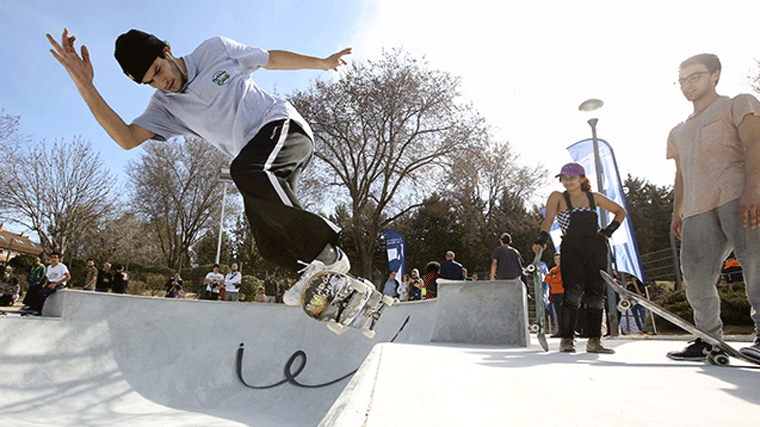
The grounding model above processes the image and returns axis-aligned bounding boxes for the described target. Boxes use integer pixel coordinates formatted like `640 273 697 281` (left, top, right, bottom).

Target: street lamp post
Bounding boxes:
216 167 233 265
578 98 618 336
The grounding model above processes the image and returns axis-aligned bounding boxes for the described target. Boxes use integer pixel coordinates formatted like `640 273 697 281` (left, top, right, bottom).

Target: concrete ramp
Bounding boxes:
0 290 438 426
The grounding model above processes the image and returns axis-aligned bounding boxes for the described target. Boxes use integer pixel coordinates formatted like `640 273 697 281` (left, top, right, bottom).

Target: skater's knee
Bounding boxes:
564 291 583 309
586 296 605 310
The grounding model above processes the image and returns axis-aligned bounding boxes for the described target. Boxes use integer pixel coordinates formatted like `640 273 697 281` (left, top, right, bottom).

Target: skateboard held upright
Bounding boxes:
524 249 549 352
301 271 394 339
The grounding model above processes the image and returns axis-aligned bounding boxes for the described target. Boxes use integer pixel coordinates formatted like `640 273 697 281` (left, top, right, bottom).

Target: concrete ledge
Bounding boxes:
431 279 529 346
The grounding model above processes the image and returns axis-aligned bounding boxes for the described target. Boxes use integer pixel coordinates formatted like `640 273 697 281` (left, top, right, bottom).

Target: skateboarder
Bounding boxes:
666 53 760 362
532 163 626 354
47 29 352 306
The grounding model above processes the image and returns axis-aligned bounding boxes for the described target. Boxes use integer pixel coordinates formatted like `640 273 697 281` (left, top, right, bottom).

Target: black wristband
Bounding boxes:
601 220 621 238
534 231 550 246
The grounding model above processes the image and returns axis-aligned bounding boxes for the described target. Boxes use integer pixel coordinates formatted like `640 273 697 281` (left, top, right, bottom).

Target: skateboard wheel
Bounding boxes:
363 329 376 339
326 320 349 335
617 299 632 312
381 295 394 307
707 352 730 366
524 264 536 274
529 324 540 333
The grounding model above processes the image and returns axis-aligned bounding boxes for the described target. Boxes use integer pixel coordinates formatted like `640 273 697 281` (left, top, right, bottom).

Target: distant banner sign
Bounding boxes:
382 229 406 279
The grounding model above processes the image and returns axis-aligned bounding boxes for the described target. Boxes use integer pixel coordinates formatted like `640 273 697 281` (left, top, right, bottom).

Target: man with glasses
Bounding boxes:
666 53 760 362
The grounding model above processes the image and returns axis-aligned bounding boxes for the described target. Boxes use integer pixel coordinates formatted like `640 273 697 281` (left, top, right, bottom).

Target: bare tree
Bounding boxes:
289 48 486 277
0 137 113 257
126 137 229 269
750 59 760 95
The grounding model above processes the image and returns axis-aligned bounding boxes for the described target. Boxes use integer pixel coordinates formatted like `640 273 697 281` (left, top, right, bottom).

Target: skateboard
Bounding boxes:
524 250 549 352
301 271 394 339
600 270 760 367
0 308 37 316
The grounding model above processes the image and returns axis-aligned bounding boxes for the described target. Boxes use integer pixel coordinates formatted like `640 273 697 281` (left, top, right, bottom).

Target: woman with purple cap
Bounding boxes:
532 162 626 354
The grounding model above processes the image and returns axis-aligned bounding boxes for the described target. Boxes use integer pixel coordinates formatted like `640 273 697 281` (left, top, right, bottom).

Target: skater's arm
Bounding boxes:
670 160 685 239
532 191 561 254
264 48 351 71
594 192 627 224
46 29 154 150
738 113 760 228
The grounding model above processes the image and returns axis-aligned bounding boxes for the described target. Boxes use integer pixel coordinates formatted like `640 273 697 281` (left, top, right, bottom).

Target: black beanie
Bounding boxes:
114 29 168 84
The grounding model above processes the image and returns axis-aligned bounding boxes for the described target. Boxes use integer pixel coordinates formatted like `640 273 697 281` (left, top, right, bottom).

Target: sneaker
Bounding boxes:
283 248 351 306
586 337 615 354
739 337 760 363
559 337 576 353
666 338 712 361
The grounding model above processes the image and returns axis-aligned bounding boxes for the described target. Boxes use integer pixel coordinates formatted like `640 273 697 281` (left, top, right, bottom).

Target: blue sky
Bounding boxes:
3 1 760 238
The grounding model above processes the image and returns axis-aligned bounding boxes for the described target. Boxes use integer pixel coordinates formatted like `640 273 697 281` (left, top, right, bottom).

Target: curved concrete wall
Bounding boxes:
0 280 528 426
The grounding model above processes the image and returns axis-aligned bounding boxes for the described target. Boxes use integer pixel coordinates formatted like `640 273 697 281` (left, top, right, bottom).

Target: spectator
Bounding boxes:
423 261 440 299
407 269 423 301
490 233 524 281
381 271 400 299
263 272 278 303
84 259 98 291
471 272 479 281
1 266 10 284
203 264 224 300
0 277 20 307
95 262 112 293
463 268 473 281
254 287 267 303
439 251 464 280
165 272 183 296
544 252 564 337
397 274 409 302
111 264 128 294
166 283 185 299
224 263 242 302
28 251 70 315
22 258 46 308
277 280 290 304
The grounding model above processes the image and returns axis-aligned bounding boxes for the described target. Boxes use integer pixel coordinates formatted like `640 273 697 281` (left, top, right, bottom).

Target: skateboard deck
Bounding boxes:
524 250 549 352
600 270 759 366
302 271 393 339
0 308 37 316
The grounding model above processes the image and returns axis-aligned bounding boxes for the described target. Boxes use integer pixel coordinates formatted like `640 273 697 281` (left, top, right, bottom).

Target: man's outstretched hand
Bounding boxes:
323 48 352 71
46 28 94 89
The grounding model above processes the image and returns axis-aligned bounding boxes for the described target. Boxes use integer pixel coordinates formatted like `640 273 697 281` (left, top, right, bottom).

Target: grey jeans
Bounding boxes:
681 199 760 338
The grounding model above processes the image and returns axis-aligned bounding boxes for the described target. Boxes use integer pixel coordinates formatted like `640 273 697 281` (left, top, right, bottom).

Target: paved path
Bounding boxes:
323 338 760 426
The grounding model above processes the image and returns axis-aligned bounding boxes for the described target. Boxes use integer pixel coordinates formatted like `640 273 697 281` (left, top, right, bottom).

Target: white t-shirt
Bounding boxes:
132 36 313 159
46 263 70 286
205 272 224 293
225 271 242 292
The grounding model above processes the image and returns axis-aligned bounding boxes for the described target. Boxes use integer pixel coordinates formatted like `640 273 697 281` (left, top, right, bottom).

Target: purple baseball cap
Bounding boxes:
555 162 586 178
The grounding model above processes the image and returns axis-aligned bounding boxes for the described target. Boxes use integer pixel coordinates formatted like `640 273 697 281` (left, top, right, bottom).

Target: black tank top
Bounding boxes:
560 191 599 236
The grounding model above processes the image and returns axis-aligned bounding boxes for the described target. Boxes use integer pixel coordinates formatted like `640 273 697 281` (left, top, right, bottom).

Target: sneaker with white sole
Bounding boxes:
283 248 351 306
666 338 712 361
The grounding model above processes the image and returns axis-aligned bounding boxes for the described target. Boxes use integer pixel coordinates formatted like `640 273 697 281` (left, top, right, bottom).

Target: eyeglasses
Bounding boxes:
676 71 710 87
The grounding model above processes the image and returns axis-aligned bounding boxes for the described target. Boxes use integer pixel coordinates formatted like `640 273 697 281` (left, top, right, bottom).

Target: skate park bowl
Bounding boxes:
0 279 528 426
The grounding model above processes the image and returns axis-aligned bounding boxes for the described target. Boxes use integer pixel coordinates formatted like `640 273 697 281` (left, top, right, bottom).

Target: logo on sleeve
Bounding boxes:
212 70 230 86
